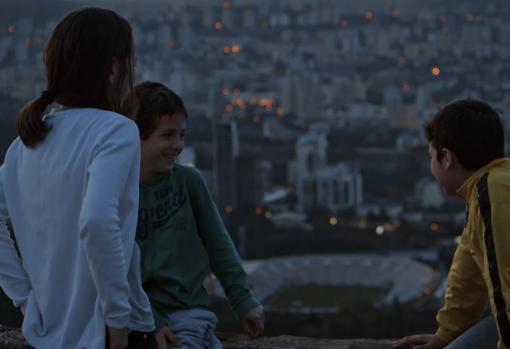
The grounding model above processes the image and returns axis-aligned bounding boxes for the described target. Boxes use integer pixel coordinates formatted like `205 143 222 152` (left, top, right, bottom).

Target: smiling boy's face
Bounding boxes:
140 112 187 182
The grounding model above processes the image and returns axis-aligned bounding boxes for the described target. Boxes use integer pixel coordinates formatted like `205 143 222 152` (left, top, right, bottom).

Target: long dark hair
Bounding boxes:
17 7 135 148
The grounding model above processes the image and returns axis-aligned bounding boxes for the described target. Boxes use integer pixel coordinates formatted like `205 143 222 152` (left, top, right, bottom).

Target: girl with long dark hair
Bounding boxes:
0 8 155 349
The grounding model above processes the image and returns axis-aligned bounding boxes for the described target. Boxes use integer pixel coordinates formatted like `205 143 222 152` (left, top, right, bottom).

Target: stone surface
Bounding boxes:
220 333 394 349
0 326 395 349
0 326 25 349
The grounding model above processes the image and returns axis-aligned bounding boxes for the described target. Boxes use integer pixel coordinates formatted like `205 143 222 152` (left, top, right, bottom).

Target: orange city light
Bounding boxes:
431 67 441 76
214 22 223 30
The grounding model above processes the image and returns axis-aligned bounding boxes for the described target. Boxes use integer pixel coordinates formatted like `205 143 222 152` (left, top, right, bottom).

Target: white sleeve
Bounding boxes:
0 165 31 312
78 121 140 329
127 243 155 331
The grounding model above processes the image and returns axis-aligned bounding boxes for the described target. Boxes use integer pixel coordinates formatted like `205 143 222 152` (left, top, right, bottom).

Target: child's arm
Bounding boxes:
187 168 260 319
0 166 31 313
126 243 155 331
435 234 487 344
479 176 510 347
79 120 139 330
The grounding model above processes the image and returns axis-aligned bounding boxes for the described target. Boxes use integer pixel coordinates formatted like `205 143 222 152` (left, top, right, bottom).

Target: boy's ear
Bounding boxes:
441 148 458 170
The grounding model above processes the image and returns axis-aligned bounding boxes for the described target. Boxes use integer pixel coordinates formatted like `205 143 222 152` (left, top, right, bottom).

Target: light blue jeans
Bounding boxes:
165 309 223 349
446 316 498 349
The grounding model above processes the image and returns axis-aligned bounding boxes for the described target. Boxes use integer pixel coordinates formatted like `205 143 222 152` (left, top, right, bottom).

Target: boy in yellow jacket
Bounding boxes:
394 99 509 349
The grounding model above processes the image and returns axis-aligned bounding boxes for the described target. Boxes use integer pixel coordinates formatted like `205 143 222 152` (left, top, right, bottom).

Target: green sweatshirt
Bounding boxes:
136 164 259 329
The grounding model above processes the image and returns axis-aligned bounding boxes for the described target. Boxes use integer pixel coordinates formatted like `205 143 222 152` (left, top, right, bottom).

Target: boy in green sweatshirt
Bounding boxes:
126 81 264 349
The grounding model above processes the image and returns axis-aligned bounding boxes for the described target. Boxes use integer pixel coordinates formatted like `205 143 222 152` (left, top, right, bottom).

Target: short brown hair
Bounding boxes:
425 99 505 170
124 81 188 139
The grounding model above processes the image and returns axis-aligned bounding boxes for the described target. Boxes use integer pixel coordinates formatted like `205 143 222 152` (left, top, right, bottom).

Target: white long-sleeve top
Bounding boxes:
0 108 154 349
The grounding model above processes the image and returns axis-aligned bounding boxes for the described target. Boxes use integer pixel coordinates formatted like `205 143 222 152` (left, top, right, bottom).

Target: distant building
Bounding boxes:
238 157 273 209
208 80 226 119
295 131 327 210
280 72 322 124
315 163 363 211
295 130 363 212
212 121 240 211
415 178 445 209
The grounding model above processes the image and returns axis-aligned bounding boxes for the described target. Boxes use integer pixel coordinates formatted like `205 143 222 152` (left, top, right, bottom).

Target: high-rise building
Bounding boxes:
295 131 327 210
238 157 272 209
315 164 363 211
280 73 322 124
208 80 226 119
212 121 240 211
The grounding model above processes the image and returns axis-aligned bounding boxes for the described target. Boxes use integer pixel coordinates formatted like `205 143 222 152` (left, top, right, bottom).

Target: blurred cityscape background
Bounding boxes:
1 0 509 339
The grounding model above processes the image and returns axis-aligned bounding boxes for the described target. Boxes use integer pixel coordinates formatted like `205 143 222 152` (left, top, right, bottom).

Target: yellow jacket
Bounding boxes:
436 158 510 349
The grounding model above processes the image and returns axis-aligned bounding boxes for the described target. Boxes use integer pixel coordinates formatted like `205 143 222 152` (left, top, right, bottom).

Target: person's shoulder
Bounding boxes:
173 164 207 190
87 109 136 128
486 159 510 202
81 109 139 140
174 164 206 186
3 137 23 165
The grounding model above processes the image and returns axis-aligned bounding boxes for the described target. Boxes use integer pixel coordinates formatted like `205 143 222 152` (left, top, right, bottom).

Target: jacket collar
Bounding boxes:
456 158 508 199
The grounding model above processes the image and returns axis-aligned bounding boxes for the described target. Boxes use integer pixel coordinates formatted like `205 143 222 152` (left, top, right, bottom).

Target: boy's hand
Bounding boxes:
392 334 446 349
107 327 128 349
156 326 181 349
241 305 265 339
